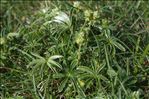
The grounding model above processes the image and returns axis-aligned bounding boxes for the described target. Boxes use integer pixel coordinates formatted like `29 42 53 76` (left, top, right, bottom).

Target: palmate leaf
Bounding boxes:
47 58 62 69
46 55 63 72
27 53 46 68
27 59 45 68
53 12 71 26
27 53 62 72
47 62 57 72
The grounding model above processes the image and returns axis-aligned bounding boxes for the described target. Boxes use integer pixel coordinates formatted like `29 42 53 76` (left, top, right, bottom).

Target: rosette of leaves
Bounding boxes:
53 61 86 98
27 53 63 73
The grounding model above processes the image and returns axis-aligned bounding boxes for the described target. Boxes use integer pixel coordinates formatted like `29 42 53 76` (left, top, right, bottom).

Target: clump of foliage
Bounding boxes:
0 1 149 99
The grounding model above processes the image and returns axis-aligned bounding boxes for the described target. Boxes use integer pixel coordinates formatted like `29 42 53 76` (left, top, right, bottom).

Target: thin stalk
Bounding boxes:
32 74 40 99
126 58 130 76
77 44 82 65
104 45 110 68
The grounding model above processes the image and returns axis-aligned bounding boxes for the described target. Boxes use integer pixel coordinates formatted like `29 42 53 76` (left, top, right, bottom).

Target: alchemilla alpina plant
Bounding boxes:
1 1 149 99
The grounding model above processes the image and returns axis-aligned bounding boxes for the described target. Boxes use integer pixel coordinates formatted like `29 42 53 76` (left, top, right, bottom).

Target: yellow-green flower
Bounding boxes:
73 1 81 9
93 11 99 19
75 31 85 45
78 79 85 87
0 37 6 45
84 10 93 21
84 10 99 21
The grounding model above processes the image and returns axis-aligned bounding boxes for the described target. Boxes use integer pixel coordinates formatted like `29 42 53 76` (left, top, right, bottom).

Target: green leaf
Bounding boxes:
47 62 56 72
53 73 65 78
58 78 68 92
17 48 34 60
49 55 63 60
99 75 109 82
7 32 19 39
140 44 149 64
113 41 126 51
31 53 44 59
27 59 45 68
77 66 94 76
6 96 23 99
47 59 62 69
107 68 117 77
104 45 110 68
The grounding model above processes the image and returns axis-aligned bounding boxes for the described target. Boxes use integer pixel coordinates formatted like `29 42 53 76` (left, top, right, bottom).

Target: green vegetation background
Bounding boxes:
0 1 149 99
